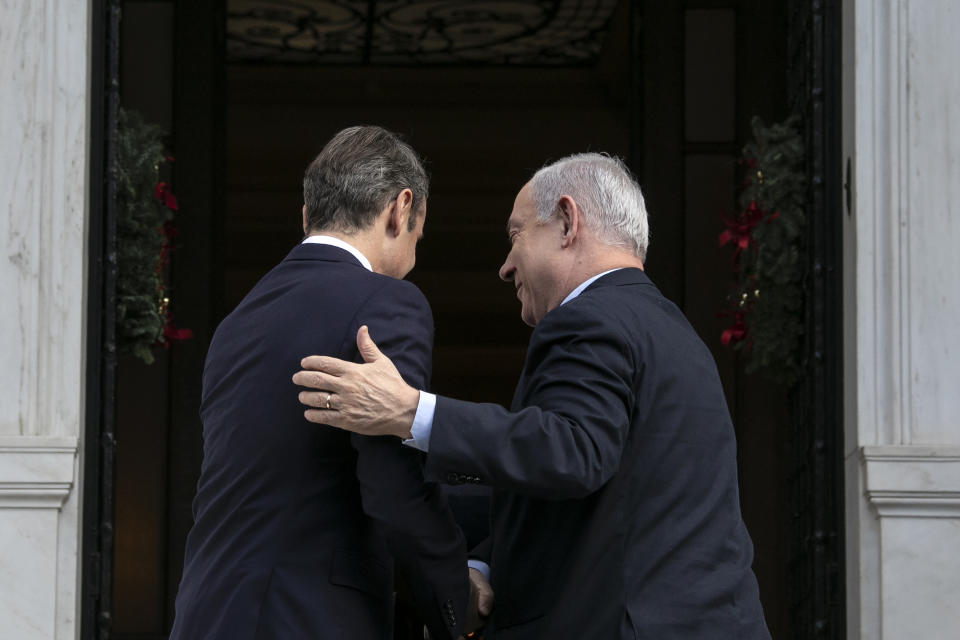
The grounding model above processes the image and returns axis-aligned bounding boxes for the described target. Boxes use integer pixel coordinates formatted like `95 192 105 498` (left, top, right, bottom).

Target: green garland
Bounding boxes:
115 108 181 364
720 115 806 386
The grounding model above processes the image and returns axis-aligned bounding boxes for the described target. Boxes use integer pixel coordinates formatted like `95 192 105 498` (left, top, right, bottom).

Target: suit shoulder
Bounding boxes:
348 276 434 341
379 275 430 304
366 275 432 314
529 296 620 357
536 281 690 353
570 278 678 325
539 290 618 333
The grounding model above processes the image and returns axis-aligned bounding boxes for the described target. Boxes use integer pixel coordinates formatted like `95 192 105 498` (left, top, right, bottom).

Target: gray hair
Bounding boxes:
303 125 429 233
529 153 650 261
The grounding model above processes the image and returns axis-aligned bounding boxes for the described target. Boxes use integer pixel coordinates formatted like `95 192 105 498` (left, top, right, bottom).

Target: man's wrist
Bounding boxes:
398 386 420 439
403 391 436 451
467 560 490 580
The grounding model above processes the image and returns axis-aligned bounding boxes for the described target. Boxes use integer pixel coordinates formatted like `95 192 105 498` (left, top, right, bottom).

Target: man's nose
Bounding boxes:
499 259 515 282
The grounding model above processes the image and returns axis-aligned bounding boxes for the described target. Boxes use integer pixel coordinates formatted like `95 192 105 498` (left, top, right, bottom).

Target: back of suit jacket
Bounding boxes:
170 243 468 640
426 269 770 639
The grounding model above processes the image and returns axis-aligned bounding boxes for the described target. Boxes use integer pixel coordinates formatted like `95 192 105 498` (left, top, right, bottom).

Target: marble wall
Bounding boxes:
844 0 960 637
0 0 89 638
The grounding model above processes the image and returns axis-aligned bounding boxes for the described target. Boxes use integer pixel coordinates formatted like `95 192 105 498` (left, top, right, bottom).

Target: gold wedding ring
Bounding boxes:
325 394 331 410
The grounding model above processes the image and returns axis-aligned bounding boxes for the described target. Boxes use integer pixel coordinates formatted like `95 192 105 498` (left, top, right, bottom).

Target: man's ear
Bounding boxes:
387 188 414 238
302 205 309 235
557 195 580 248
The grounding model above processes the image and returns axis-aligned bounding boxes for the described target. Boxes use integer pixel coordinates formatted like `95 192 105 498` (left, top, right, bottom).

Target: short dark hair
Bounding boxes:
303 125 429 233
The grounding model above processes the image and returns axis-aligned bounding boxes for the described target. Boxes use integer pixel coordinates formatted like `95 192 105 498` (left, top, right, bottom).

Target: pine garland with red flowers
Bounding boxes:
719 115 805 386
116 108 192 364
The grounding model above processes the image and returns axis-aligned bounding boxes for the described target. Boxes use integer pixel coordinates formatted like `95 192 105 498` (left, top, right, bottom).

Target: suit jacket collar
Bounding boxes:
282 242 369 269
582 267 655 294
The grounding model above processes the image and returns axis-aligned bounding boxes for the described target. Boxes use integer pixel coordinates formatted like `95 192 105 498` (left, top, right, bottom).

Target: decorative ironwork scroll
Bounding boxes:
227 0 618 64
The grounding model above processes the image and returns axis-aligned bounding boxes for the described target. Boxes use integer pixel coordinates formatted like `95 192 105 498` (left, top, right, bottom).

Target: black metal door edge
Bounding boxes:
81 1 121 639
785 0 845 637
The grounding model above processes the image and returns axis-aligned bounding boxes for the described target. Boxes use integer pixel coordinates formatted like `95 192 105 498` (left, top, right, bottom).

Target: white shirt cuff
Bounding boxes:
467 559 491 580
402 391 436 452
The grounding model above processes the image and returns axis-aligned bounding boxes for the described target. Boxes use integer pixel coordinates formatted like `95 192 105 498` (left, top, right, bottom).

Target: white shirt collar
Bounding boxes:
301 235 373 272
560 268 623 306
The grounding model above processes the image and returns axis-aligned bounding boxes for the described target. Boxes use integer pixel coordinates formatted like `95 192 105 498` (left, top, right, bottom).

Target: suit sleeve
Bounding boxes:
347 279 469 640
469 537 492 565
426 301 635 500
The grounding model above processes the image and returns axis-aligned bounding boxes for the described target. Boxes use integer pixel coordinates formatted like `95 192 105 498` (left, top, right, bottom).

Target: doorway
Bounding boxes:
97 1 814 638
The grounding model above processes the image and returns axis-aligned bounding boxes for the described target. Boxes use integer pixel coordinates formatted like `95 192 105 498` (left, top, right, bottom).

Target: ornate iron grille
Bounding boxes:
785 0 845 637
226 0 618 64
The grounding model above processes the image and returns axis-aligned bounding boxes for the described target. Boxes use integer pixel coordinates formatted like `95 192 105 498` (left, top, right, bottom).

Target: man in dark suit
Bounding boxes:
169 126 469 640
292 153 771 638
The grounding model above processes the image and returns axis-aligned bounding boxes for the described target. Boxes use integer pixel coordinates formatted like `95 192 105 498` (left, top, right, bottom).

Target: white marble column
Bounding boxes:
0 0 90 638
843 1 960 638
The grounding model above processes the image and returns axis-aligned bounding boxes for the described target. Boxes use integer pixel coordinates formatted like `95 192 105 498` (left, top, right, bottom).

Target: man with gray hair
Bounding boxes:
292 153 771 638
170 126 472 640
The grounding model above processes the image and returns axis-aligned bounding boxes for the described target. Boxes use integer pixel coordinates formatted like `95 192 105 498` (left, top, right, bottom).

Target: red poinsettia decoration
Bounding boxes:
162 313 194 346
153 169 192 348
157 295 193 347
154 181 179 211
719 311 749 347
718 201 773 259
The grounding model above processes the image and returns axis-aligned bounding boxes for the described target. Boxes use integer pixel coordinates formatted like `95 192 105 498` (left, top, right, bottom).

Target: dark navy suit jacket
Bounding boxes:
170 243 468 640
426 269 770 639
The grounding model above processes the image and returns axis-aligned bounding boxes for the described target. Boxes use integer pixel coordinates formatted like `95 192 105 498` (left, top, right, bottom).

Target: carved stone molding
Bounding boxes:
0 436 78 509
862 445 960 518
847 0 960 449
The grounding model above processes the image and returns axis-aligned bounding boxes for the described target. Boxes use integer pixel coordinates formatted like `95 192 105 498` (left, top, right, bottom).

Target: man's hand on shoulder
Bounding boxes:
293 326 420 438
